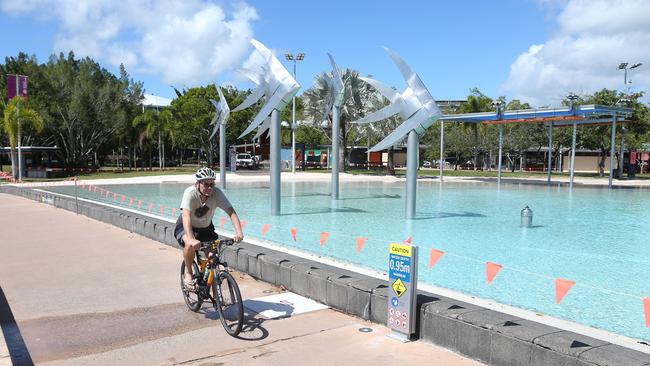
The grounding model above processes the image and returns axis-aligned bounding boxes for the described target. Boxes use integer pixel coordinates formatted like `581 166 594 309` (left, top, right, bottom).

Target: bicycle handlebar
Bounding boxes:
200 238 235 250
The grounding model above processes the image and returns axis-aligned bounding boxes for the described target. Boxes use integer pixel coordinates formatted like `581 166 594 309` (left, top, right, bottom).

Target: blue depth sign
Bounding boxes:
389 253 411 282
387 242 418 340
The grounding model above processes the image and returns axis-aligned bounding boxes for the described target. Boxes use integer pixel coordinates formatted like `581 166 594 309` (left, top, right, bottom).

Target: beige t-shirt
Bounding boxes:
180 185 232 228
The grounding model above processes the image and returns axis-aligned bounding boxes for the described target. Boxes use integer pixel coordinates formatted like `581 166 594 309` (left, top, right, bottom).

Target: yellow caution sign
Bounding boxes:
392 278 407 297
389 243 412 257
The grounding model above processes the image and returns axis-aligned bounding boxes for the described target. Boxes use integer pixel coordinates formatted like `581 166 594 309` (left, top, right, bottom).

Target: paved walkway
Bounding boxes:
0 193 483 366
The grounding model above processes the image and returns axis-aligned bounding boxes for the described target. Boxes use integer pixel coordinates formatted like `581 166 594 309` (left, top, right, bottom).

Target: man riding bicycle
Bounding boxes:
175 167 243 290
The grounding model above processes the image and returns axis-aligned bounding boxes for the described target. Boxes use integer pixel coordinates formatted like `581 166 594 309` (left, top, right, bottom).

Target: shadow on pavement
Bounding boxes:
0 286 34 366
198 303 271 341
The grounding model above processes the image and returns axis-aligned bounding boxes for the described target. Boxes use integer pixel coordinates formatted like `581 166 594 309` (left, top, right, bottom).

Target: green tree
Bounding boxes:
171 85 257 166
3 96 44 178
458 88 494 170
576 89 650 176
39 52 140 167
302 69 377 171
132 108 173 169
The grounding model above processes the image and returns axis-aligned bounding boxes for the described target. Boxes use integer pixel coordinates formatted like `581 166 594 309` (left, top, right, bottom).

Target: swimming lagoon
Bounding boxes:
46 180 650 342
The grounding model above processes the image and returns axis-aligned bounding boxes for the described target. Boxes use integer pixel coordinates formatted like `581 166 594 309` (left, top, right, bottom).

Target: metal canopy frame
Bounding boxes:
438 104 634 188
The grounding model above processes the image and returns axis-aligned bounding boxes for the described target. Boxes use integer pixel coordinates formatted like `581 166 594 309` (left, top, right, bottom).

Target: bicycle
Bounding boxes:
180 238 244 337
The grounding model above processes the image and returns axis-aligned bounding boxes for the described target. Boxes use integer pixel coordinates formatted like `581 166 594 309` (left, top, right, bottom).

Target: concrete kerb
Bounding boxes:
2 185 650 366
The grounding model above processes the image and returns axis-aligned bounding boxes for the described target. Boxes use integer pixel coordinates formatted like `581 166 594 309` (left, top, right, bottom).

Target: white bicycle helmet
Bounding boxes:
195 167 216 181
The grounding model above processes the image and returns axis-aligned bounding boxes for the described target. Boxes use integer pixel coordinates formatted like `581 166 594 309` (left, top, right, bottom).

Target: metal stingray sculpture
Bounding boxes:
209 85 230 140
352 47 441 219
323 53 346 200
322 53 345 121
209 85 230 189
352 47 442 152
234 67 272 140
231 39 300 216
233 39 300 139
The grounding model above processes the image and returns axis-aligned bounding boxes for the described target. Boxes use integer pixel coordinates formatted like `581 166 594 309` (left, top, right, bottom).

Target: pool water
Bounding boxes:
47 180 650 341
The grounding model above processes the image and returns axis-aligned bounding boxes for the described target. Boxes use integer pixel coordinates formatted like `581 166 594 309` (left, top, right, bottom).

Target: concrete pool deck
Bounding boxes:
0 193 482 366
10 169 650 189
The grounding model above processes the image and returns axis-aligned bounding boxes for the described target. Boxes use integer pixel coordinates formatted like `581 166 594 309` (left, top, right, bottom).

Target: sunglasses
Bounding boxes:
200 181 215 187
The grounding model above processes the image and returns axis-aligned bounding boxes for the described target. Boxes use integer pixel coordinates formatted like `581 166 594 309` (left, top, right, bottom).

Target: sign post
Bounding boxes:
387 242 418 342
7 74 28 181
229 146 237 173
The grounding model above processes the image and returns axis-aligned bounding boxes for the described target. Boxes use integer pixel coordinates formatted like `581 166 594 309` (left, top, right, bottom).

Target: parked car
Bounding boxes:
236 153 256 169
422 160 432 168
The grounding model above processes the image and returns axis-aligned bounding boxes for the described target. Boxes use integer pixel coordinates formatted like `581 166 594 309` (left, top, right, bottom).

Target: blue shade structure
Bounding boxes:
352 47 442 219
209 85 230 189
232 39 300 215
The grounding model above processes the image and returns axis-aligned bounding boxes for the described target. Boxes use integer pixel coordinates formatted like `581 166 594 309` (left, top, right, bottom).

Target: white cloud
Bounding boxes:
1 0 258 86
501 0 650 107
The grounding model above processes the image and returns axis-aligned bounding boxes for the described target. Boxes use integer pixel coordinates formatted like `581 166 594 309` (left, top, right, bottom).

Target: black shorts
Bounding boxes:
174 215 219 247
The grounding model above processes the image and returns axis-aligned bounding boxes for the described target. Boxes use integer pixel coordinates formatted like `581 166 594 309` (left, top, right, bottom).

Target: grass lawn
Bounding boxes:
3 164 650 182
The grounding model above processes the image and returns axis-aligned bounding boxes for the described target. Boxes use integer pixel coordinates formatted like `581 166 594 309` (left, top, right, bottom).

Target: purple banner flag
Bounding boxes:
7 74 28 100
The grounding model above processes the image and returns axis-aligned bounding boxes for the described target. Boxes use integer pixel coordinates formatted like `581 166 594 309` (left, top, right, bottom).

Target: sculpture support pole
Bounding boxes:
569 121 577 189
498 124 503 185
547 122 553 184
439 120 444 182
220 126 226 190
271 109 281 215
608 113 617 189
331 106 340 200
406 130 418 220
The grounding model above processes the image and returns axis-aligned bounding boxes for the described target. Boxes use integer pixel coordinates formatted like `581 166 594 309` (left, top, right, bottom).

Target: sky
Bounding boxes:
1 0 649 108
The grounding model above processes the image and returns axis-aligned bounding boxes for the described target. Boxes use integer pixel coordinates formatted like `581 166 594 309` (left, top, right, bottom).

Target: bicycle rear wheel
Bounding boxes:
212 270 244 336
180 261 202 311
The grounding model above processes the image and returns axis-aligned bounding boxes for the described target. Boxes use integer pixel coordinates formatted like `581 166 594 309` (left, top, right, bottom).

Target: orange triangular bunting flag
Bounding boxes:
486 262 503 284
320 232 330 247
643 297 650 327
262 224 271 235
240 220 247 231
356 237 368 252
291 227 298 241
555 278 576 304
404 236 412 244
219 216 227 228
429 249 445 269
121 195 126 204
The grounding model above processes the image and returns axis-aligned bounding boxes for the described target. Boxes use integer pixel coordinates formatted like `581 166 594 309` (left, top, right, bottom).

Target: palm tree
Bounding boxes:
132 108 173 169
458 88 494 170
3 96 44 179
302 69 377 171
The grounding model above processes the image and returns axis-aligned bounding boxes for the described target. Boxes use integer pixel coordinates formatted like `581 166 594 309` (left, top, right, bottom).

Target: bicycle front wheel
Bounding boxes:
181 261 202 312
212 270 244 336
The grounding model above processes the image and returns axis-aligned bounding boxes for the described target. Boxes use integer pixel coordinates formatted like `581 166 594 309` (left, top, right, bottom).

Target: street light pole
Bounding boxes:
285 52 305 174
618 62 643 94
